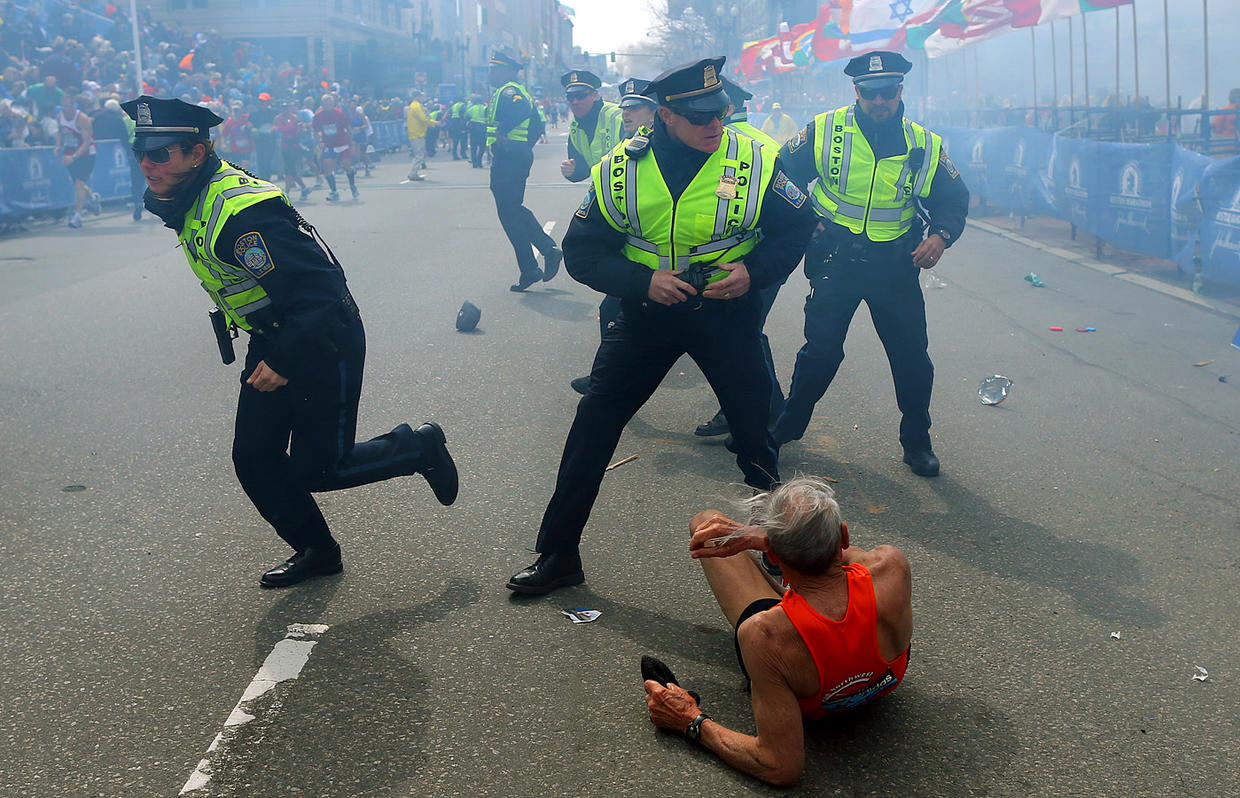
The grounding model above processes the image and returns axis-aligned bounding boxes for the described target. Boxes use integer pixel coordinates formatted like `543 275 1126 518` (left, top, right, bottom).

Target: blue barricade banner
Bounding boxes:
0 146 75 214
91 140 138 201
370 121 405 151
1191 156 1240 284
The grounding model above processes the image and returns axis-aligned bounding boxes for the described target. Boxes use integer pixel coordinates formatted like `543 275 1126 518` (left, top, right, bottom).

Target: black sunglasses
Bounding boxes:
676 107 728 126
858 84 901 101
131 144 186 164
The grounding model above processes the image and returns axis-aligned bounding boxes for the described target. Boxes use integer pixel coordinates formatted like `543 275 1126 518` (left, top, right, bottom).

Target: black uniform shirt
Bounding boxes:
565 99 603 182
563 118 817 302
213 198 349 377
780 101 969 250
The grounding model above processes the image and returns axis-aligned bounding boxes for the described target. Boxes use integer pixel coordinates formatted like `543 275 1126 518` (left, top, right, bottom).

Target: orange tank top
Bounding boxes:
779 562 909 720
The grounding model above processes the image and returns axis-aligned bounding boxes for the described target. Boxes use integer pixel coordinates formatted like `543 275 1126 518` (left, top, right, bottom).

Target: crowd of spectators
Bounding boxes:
0 0 426 152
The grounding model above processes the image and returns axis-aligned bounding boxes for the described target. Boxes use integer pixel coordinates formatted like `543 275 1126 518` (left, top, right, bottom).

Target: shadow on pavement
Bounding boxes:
205 579 481 795
518 291 592 322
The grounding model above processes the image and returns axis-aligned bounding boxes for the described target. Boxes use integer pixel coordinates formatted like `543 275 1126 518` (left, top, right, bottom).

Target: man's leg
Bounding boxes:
534 316 682 555
489 148 542 285
772 275 864 444
866 269 935 459
690 305 779 490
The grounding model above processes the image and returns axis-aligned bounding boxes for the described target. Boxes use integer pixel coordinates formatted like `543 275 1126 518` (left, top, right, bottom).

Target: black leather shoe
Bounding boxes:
260 545 343 588
542 247 563 282
510 269 543 292
903 448 940 477
416 421 459 505
570 376 590 395
506 552 584 595
694 409 729 437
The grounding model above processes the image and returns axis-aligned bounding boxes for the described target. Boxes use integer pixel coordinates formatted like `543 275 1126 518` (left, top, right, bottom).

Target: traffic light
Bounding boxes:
610 52 616 63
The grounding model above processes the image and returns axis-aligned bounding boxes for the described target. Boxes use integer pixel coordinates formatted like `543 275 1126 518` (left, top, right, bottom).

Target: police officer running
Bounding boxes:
506 57 817 595
123 97 459 587
486 52 563 292
559 70 624 183
771 52 969 477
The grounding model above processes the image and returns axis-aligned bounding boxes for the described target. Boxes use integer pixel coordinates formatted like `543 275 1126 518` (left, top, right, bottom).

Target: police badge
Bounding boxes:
716 175 738 200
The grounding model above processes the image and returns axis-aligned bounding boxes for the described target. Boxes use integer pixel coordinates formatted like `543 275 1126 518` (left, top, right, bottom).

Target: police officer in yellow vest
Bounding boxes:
559 69 624 183
506 57 817 595
694 77 786 439
122 96 459 588
486 52 563 291
771 51 969 477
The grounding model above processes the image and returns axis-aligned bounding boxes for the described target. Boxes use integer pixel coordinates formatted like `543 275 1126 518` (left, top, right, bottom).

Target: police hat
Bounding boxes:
844 50 913 88
646 56 730 114
455 300 481 332
617 77 655 109
561 70 601 97
121 95 223 151
489 51 524 70
720 77 753 104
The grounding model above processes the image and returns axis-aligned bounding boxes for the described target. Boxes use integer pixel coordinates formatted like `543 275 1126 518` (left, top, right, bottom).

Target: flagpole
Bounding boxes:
1163 0 1171 114
1202 0 1209 120
1051 19 1059 128
1115 6 1120 102
1069 15 1076 126
1131 1 1139 104
1082 10 1090 112
129 0 143 97
1031 27 1038 124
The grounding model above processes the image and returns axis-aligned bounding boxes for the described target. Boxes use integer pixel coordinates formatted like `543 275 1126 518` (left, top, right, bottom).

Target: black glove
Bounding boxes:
641 655 702 705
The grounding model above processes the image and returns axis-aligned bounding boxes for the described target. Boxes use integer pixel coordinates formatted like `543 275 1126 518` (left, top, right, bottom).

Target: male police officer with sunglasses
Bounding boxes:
507 57 817 595
122 96 459 588
771 51 969 478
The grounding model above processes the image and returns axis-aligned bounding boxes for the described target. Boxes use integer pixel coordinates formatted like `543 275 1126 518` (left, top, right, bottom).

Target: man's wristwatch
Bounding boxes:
685 712 710 743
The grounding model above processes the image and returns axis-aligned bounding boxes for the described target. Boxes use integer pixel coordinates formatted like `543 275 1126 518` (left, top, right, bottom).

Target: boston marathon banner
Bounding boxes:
939 127 1240 286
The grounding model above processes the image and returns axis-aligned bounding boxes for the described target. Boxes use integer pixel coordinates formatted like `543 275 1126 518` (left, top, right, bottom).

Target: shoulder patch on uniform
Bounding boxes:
786 128 808 154
234 231 275 278
939 150 960 180
575 186 595 219
772 171 807 209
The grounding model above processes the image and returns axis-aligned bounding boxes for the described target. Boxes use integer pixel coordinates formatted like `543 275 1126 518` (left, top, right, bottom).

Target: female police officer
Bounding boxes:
123 96 458 588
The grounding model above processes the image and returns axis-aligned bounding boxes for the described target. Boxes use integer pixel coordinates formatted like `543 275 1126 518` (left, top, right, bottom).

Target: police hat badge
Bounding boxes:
456 300 482 332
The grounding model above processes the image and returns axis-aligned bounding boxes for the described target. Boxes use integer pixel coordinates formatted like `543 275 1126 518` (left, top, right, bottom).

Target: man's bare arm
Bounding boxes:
699 619 806 786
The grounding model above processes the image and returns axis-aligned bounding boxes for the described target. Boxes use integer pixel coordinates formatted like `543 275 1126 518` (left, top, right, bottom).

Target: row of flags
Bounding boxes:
738 0 1133 80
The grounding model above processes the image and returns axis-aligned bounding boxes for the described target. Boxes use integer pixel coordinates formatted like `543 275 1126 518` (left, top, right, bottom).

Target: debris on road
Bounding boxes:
1049 326 1064 332
455 300 481 332
923 272 948 289
1110 631 1121 640
1075 327 1097 333
1192 666 1209 682
1024 273 1044 287
606 454 638 472
561 608 601 624
978 375 1013 405
1194 360 1213 367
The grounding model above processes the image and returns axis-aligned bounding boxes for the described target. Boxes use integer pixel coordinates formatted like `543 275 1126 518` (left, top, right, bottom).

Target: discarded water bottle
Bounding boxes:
978 374 1013 406
922 271 948 289
1024 273 1044 288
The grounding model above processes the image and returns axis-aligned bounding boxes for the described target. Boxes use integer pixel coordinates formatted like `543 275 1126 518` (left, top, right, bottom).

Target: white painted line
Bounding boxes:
180 623 329 795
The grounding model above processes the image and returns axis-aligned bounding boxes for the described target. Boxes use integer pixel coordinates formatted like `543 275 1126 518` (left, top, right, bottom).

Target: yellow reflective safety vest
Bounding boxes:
178 161 286 331
811 105 941 242
591 128 777 283
569 102 624 167
486 80 534 146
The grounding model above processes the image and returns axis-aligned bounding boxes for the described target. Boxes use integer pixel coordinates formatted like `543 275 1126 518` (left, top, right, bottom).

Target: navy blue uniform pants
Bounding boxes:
774 258 934 453
233 319 429 552
489 143 555 281
469 123 486 167
536 297 780 555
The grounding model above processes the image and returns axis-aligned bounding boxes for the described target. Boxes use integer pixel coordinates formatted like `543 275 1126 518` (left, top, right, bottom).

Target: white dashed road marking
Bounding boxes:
180 623 329 794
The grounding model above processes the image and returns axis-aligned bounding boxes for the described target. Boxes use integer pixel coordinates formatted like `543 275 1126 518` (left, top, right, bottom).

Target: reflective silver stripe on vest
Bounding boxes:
625 156 641 237
867 207 906 222
713 133 740 237
203 184 281 261
689 228 758 256
217 277 260 297
911 133 934 197
624 235 670 269
811 194 835 221
600 172 625 228
820 185 867 218
230 295 273 317
891 122 916 202
839 108 854 191
740 137 763 230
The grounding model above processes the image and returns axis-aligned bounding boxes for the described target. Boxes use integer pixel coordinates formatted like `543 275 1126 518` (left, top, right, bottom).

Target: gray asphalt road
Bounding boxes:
1 133 1236 798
